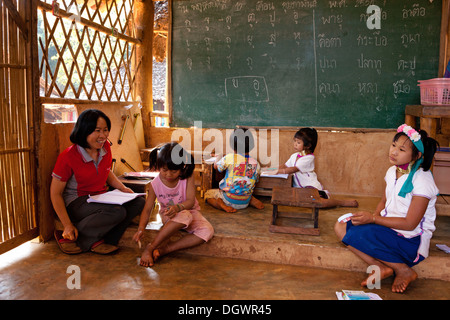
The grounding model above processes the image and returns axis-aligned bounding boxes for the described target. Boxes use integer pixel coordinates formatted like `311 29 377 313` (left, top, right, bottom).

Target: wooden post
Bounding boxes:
438 0 450 77
272 204 278 225
405 114 416 127
420 117 438 139
134 0 154 147
313 207 319 229
167 0 173 124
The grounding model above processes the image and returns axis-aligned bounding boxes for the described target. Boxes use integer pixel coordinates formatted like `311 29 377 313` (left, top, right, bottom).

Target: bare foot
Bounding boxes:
361 265 394 287
206 198 237 213
220 203 237 213
392 268 417 293
152 248 161 262
341 199 359 207
140 246 155 267
250 196 264 209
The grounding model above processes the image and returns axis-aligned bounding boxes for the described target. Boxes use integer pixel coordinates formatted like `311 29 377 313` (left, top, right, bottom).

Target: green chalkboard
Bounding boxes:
171 0 442 129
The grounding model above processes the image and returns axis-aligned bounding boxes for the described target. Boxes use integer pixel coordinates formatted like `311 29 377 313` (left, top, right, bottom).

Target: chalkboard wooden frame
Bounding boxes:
170 0 444 129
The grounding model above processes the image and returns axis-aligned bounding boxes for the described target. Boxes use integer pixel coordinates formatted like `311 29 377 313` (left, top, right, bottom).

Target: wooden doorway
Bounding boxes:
0 0 37 254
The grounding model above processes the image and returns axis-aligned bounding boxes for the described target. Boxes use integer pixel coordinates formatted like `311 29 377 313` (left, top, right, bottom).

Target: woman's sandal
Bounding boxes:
54 230 82 255
90 239 119 255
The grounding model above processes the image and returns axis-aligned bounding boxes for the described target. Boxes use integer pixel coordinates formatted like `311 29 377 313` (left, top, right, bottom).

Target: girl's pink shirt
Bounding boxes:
151 174 200 213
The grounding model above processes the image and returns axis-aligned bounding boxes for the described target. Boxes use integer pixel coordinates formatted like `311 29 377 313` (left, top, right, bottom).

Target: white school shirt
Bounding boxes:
285 153 323 190
381 166 439 258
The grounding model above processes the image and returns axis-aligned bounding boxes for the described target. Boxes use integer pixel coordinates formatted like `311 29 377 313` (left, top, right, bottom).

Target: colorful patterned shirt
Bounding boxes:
216 153 260 205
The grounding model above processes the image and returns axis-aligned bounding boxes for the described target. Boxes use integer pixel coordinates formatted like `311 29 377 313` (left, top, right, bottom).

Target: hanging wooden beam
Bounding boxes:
0 0 28 41
40 96 140 106
37 0 141 45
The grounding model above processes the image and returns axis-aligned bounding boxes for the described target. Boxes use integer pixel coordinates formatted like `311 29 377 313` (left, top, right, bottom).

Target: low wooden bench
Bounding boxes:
270 186 325 236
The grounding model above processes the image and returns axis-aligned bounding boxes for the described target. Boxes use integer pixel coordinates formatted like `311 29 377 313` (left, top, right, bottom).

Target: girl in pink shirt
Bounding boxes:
133 142 214 267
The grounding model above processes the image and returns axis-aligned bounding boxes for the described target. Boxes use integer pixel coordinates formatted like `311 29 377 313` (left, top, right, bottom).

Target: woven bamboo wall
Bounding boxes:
0 0 37 253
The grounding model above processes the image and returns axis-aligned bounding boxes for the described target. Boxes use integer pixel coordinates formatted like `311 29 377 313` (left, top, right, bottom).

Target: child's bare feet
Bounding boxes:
140 246 156 267
250 196 264 209
140 250 153 267
152 248 161 262
206 198 237 213
391 267 417 293
220 203 237 213
342 199 359 207
361 265 394 287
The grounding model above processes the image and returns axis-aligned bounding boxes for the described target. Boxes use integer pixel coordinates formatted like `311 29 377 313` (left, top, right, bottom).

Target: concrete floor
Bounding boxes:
1 240 449 300
0 194 449 300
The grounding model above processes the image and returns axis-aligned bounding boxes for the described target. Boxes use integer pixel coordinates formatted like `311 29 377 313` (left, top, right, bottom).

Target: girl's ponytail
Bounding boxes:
148 146 161 171
180 152 195 179
419 130 439 171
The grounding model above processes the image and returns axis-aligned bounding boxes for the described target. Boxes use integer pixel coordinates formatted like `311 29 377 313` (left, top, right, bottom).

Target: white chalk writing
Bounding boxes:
358 53 382 74
402 4 426 19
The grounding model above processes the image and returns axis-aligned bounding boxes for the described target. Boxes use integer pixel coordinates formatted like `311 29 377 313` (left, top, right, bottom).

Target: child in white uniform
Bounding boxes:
334 124 440 293
284 149 322 190
265 127 358 207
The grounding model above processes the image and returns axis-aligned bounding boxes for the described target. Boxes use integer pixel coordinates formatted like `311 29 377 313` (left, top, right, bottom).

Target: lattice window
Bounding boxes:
37 0 140 102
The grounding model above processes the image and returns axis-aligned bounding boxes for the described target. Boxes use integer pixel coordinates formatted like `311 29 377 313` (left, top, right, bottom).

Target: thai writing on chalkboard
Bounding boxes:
171 0 442 129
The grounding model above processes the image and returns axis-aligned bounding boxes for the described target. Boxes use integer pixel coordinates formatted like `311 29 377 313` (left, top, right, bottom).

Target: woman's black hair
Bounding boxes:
294 127 318 153
70 109 111 148
229 127 254 155
148 142 195 179
393 129 439 171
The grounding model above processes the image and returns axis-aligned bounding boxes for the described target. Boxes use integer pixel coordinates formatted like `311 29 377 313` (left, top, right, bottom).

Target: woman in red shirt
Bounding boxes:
50 109 145 254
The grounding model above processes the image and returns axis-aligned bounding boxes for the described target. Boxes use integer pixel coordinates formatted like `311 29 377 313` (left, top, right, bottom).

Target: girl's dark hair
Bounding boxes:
294 127 318 153
70 109 111 148
230 127 254 154
393 129 439 171
148 142 195 179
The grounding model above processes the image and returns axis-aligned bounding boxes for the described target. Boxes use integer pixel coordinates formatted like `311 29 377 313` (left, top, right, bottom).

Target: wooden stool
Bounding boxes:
270 187 325 236
405 105 450 139
253 175 293 196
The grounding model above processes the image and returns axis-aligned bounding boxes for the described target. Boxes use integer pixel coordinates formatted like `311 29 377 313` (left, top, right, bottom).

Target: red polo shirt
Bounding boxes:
52 143 112 206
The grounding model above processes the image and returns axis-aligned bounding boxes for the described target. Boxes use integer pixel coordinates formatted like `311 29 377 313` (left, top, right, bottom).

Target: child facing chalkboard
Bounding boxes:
205 128 264 213
263 127 358 208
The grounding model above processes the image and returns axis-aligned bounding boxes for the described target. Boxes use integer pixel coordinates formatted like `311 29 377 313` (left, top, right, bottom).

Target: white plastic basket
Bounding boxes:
418 78 450 105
